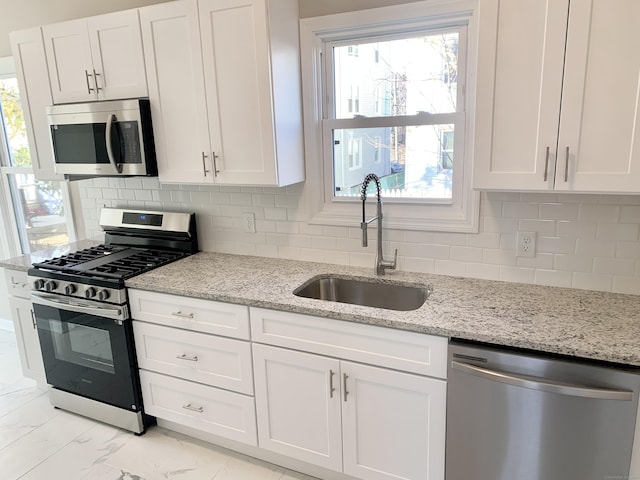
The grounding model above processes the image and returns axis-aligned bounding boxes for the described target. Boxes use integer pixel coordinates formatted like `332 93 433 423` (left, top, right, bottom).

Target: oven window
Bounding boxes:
50 319 115 374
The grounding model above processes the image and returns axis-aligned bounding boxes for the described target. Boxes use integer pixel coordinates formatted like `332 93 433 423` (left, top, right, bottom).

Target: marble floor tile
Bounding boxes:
0 320 319 480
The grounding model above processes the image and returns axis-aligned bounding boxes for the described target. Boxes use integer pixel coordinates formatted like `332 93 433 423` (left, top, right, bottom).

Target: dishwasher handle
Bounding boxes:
451 360 633 401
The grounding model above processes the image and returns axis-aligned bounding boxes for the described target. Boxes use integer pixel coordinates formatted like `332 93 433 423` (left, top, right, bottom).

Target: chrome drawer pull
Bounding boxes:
182 403 204 413
343 373 349 402
329 370 336 398
176 354 198 362
171 311 194 319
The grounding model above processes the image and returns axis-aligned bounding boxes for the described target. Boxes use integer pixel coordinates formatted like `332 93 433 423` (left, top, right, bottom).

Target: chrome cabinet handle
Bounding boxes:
85 70 94 94
343 373 349 402
171 311 194 319
93 69 102 92
182 403 204 413
543 146 550 182
329 370 336 398
176 353 199 362
212 152 220 177
564 146 570 182
451 361 632 401
202 152 210 177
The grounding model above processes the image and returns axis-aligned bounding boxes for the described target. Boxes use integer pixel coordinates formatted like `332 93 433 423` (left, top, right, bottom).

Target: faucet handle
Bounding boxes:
391 248 398 270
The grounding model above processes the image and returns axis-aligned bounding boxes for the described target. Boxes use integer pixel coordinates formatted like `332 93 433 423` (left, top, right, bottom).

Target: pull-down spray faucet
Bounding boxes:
360 173 397 275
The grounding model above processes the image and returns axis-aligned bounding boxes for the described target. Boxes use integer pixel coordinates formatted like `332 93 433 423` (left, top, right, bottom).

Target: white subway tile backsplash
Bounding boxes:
593 257 636 276
578 204 621 223
76 182 640 295
571 272 613 292
595 223 639 241
539 203 579 221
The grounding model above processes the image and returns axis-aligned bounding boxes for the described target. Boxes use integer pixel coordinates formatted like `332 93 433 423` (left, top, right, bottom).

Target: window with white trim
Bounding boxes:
299 0 479 232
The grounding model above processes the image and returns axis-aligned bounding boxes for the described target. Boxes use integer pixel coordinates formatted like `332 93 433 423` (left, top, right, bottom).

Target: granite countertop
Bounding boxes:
126 252 640 367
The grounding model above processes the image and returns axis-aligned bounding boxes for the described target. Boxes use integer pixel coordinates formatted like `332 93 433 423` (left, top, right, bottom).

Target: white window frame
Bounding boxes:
0 56 76 255
298 0 480 233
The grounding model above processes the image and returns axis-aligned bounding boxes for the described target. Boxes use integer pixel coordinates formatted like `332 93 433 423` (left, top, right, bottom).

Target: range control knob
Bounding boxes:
97 289 110 301
85 287 96 299
64 284 77 295
44 280 57 292
33 279 45 290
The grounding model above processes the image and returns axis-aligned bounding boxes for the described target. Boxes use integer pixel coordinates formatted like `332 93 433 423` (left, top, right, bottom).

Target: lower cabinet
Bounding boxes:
129 290 448 480
129 288 257 446
253 343 447 480
4 268 46 387
251 307 447 480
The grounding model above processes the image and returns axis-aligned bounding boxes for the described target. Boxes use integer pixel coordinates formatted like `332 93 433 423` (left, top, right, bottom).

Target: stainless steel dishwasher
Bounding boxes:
446 341 640 480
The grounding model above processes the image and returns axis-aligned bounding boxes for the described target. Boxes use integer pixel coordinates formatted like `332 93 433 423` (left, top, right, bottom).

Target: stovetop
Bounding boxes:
31 244 185 281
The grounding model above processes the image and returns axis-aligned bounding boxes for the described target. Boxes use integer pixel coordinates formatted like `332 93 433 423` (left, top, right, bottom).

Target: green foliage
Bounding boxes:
0 79 32 167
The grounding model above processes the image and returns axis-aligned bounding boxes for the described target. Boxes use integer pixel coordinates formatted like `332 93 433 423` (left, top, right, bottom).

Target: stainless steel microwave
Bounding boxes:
46 98 157 177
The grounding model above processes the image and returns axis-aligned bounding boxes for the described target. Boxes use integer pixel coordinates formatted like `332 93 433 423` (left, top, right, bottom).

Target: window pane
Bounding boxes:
333 33 459 119
0 77 32 167
8 173 71 251
333 125 454 200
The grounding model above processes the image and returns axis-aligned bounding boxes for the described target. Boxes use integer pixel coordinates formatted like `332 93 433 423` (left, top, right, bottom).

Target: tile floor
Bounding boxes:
0 319 316 480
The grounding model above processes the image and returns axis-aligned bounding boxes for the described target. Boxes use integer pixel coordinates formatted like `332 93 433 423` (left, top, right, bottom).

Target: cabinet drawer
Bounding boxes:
139 370 257 446
133 321 253 394
250 307 448 379
129 289 250 339
4 269 30 298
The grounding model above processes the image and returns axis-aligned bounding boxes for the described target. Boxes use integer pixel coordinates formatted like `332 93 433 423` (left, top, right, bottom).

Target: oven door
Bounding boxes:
31 292 142 412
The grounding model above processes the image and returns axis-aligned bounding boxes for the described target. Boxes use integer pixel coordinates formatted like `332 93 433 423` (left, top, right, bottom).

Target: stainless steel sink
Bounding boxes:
293 275 431 311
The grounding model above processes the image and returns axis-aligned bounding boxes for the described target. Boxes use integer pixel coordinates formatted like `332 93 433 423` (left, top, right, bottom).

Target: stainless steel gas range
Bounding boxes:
28 208 198 434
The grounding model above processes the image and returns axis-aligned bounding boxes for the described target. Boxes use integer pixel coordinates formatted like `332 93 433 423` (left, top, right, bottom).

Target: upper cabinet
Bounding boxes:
10 28 62 181
42 10 147 104
474 0 640 193
140 0 305 186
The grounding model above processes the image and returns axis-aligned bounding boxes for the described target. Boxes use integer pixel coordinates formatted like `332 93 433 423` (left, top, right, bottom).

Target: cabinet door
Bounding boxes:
252 343 343 471
140 0 213 183
556 0 640 192
10 28 63 181
199 0 279 185
42 19 94 104
87 10 147 100
341 361 446 480
473 0 568 191
9 296 46 387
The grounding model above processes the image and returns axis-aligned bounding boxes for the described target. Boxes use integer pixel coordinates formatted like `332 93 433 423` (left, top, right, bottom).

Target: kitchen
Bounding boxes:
1 0 640 479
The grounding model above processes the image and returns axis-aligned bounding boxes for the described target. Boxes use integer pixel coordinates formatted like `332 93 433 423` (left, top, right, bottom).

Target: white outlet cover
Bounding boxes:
516 231 536 258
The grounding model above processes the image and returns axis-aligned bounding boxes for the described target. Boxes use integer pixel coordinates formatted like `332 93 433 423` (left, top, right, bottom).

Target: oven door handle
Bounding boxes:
31 293 128 323
105 113 123 174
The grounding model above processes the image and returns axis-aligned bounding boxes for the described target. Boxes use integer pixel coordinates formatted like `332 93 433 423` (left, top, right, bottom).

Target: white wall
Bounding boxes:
0 0 171 57
76 178 640 295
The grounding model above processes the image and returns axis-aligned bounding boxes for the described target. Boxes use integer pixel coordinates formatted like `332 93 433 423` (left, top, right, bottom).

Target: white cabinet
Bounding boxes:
474 0 640 193
140 0 304 186
252 344 343 471
9 28 62 181
43 9 147 104
251 308 447 480
4 269 46 387
129 289 257 446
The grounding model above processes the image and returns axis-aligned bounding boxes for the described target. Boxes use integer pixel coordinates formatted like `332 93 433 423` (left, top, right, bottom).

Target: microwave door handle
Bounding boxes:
105 114 123 173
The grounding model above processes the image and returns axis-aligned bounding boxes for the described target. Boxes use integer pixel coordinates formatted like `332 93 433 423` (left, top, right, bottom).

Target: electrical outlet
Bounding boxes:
516 231 536 258
242 212 256 233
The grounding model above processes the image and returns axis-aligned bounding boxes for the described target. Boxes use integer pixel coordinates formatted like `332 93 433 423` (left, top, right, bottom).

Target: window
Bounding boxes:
299 1 479 232
0 59 75 254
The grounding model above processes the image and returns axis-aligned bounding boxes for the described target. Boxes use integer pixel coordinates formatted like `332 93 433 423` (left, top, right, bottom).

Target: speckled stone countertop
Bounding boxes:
126 252 640 367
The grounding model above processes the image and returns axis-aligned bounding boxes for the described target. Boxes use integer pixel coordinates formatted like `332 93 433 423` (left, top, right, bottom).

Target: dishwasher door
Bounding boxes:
446 341 640 480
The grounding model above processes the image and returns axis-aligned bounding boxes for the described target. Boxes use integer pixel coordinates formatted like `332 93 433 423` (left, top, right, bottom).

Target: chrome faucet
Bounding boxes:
360 173 397 275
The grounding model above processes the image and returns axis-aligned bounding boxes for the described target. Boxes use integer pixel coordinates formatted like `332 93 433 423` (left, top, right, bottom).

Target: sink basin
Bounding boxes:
293 275 431 311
